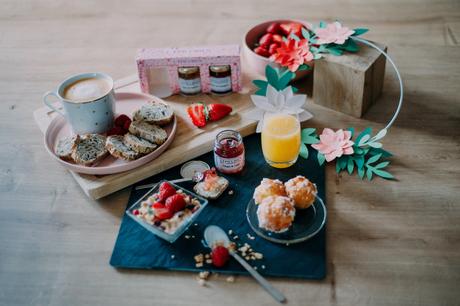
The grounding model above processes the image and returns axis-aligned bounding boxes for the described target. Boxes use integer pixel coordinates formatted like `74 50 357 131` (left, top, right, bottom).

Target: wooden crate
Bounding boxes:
312 41 387 118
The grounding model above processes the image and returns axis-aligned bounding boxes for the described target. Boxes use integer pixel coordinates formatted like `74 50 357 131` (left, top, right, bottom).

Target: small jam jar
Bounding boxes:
178 66 201 96
214 130 245 174
209 65 232 95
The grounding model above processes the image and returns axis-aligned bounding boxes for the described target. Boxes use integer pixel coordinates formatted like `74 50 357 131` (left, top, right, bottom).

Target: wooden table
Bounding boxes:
1 1 459 305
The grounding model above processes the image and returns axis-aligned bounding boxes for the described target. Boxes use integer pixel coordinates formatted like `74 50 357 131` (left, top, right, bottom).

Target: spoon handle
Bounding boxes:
135 178 192 190
230 251 286 304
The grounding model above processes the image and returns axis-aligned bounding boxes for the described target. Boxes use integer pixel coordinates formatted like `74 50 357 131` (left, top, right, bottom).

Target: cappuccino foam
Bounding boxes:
63 78 111 103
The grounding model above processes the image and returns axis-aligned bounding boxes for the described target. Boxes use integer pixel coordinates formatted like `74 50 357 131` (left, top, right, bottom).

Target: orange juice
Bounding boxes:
261 114 301 168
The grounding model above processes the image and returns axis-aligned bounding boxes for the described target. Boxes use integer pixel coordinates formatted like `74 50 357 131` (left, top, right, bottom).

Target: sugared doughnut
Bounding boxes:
256 196 295 233
253 178 287 204
284 175 317 209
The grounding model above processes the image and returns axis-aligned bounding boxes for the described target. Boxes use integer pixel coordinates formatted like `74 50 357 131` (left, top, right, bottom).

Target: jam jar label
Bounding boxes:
210 76 232 93
214 154 245 173
178 78 201 94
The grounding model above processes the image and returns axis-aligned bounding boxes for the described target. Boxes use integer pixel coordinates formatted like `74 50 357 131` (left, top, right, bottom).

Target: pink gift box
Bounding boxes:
136 45 242 97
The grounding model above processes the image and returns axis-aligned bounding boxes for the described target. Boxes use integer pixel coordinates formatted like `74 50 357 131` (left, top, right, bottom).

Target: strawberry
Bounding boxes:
266 22 282 35
254 46 270 58
151 202 164 209
187 103 206 127
106 126 126 136
114 114 130 127
272 34 284 44
132 209 139 216
280 22 303 38
154 206 174 220
207 104 232 122
258 33 273 48
158 182 176 201
165 194 186 212
187 103 232 128
211 245 230 267
268 43 280 55
279 23 292 36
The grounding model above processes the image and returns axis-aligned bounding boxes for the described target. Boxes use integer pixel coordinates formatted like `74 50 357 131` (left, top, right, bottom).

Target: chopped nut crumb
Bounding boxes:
245 256 250 260
226 276 235 283
195 263 203 268
247 233 255 240
228 190 234 195
194 254 204 263
205 259 213 264
261 265 266 269
198 271 210 280
253 266 258 270
185 235 191 239
254 252 263 259
197 278 207 286
205 254 210 259
228 229 233 235
233 235 239 240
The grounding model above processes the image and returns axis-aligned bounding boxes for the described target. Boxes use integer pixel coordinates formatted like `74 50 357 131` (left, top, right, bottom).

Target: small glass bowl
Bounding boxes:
127 180 209 243
246 194 326 244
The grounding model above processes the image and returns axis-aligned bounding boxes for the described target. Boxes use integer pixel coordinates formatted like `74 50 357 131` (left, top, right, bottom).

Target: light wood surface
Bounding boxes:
1 1 459 306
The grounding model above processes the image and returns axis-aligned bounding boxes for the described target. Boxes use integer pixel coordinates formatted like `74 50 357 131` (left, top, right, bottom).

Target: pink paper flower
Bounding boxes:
312 128 354 162
315 22 355 45
270 38 314 72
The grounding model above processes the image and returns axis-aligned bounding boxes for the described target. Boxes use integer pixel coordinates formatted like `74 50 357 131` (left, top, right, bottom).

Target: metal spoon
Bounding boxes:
204 225 287 304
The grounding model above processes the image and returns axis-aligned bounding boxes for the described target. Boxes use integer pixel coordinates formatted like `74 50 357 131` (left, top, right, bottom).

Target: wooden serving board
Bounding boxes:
34 74 259 199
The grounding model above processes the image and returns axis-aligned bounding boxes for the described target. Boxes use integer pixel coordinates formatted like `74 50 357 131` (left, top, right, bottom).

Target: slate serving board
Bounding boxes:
110 133 326 279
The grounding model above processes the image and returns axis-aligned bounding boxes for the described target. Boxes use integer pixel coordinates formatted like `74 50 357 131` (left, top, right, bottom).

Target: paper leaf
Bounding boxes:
355 127 372 145
336 160 341 173
266 65 278 87
358 166 365 179
317 152 326 165
354 155 365 169
327 46 343 56
290 33 300 41
339 156 348 170
255 88 266 96
366 153 382 165
373 169 394 179
278 70 295 90
299 143 309 159
369 148 393 157
354 147 364 155
302 128 316 136
253 79 266 88
292 86 299 93
348 127 355 138
298 64 311 71
372 129 387 141
343 38 359 52
366 168 373 180
368 141 383 148
352 28 369 36
358 134 371 146
313 53 322 60
319 21 327 28
347 157 354 174
374 161 390 169
309 37 318 44
301 130 319 144
301 27 310 40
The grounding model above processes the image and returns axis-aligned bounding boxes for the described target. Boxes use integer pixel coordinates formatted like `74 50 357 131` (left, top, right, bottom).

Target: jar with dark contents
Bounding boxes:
209 65 232 95
178 66 201 96
214 130 245 174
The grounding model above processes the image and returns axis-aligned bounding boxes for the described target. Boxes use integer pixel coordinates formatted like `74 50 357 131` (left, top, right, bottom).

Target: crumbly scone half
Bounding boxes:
71 134 108 166
193 176 229 199
133 102 174 126
55 135 80 162
106 135 142 161
123 133 157 154
128 120 167 145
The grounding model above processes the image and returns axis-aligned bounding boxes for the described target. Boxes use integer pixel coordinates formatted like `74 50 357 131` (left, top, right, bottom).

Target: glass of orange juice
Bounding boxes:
261 113 301 168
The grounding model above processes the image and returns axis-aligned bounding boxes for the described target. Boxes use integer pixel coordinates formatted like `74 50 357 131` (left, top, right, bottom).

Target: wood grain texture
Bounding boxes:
1 0 460 306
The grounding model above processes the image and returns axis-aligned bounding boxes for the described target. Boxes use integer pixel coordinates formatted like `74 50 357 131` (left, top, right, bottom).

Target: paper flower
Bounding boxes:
270 38 314 72
312 128 354 162
315 22 355 45
249 85 313 132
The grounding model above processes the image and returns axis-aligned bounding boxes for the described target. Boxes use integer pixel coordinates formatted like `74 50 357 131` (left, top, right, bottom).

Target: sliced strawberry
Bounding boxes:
151 202 165 209
272 34 284 44
266 22 282 35
207 104 232 122
258 33 273 48
187 103 206 127
158 182 176 202
154 207 174 220
211 245 230 267
165 194 186 213
254 46 270 58
114 114 130 127
268 43 280 55
106 126 126 136
279 23 292 36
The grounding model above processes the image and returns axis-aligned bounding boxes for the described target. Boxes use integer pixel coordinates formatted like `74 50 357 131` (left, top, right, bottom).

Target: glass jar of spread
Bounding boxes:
214 130 245 174
209 65 232 95
178 66 201 96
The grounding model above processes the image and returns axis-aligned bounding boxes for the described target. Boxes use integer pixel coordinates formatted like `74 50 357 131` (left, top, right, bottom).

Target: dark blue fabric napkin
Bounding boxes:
110 133 326 279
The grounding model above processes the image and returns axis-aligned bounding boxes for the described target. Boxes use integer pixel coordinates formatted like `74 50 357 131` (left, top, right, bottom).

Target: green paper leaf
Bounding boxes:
358 166 365 179
298 64 311 71
370 148 393 157
302 128 316 136
319 21 327 28
355 127 372 145
354 147 364 155
347 157 354 174
348 127 355 138
352 28 369 36
354 155 365 169
299 143 309 159
290 33 300 41
326 46 343 56
292 86 299 93
317 153 326 165
301 27 310 40
338 156 347 170
255 88 266 96
372 129 387 142
313 53 322 60
343 38 359 52
368 142 383 148
336 160 341 173
374 161 390 169
358 134 371 146
373 169 394 179
266 65 278 87
278 70 294 90
366 167 373 180
366 153 382 165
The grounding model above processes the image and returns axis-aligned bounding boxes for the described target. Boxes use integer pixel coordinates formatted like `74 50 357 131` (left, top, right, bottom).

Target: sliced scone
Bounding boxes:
55 135 80 162
132 102 174 126
123 133 157 154
71 134 108 166
106 135 142 161
194 175 229 200
128 120 168 145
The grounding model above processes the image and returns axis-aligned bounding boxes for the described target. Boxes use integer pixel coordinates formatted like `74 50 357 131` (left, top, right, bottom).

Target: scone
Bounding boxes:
55 135 80 162
284 175 317 209
106 135 142 161
257 196 295 233
71 134 108 166
123 133 157 154
194 170 229 200
132 102 174 126
128 120 168 145
253 178 287 204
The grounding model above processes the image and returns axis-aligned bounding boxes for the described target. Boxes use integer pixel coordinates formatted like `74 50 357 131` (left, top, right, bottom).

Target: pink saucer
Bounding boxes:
44 92 177 175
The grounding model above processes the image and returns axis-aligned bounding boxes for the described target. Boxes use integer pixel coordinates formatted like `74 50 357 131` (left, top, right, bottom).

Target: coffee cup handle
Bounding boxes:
43 91 65 116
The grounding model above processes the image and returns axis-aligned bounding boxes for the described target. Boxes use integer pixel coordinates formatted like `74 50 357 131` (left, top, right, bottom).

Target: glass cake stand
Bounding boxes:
246 195 326 244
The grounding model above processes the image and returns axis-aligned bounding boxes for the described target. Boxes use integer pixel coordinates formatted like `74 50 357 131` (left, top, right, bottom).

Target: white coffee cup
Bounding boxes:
43 72 115 134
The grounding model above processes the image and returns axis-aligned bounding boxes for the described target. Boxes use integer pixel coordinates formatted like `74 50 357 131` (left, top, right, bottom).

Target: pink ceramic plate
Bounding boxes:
44 92 177 175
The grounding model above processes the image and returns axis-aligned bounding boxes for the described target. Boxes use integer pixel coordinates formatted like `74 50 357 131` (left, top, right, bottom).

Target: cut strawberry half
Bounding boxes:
187 103 206 127
165 194 186 213
211 245 230 267
154 206 174 220
207 104 232 122
187 103 232 128
158 182 176 202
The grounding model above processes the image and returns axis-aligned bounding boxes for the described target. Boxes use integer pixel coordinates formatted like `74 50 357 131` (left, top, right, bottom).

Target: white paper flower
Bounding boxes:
248 85 313 132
